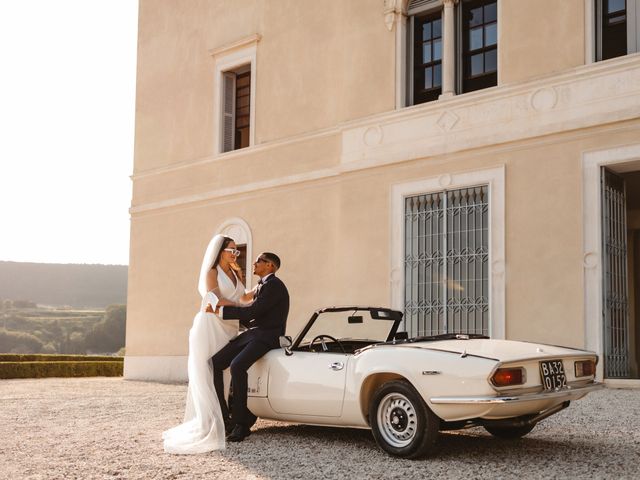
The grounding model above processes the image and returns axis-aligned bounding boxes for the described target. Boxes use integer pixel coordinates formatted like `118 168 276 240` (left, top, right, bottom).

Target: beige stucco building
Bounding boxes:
125 0 640 386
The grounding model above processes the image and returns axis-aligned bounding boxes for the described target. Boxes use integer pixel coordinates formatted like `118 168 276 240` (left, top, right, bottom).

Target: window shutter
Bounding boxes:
222 71 236 153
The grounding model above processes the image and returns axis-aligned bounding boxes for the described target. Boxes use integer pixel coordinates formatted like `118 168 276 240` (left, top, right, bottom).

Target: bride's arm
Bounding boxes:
240 285 257 304
204 269 225 312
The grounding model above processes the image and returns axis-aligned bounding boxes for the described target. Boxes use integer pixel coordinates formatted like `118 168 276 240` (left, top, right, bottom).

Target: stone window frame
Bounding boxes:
209 35 260 155
582 143 640 382
392 0 500 108
586 0 640 63
390 166 505 339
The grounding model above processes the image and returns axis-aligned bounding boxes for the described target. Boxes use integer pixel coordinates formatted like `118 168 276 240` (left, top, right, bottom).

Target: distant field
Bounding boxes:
0 304 125 355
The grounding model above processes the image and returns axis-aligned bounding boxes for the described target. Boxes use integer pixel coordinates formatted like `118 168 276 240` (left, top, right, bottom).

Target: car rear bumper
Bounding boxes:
430 382 604 404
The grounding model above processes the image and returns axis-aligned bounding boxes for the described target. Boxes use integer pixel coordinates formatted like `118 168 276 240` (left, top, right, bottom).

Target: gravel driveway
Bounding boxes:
1 378 639 479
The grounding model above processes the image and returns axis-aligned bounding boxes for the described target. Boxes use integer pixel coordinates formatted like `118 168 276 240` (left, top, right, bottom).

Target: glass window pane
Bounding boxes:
607 0 626 14
433 39 442 61
422 41 432 63
471 53 483 76
424 67 432 89
485 22 497 46
470 26 483 50
469 7 483 27
434 63 442 87
485 49 497 73
422 21 432 41
484 2 497 23
433 18 442 38
607 14 626 25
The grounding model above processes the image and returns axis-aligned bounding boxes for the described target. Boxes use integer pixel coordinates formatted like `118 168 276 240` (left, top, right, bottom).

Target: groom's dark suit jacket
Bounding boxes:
222 274 289 349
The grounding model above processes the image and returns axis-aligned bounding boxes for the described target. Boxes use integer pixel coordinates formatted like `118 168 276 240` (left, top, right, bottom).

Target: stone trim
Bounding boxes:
582 142 640 381
130 55 640 215
389 166 505 339
210 35 260 154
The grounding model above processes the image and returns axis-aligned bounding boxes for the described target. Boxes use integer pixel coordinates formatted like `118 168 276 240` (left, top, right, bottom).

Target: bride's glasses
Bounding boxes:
223 248 241 257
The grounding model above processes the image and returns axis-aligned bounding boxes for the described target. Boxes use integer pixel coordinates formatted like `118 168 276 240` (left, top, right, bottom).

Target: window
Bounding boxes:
222 65 251 153
460 0 497 93
403 186 489 337
596 0 640 60
406 0 498 105
413 13 443 103
210 34 259 155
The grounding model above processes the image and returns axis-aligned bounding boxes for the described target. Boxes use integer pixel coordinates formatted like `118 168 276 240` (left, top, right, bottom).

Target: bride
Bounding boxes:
162 234 253 454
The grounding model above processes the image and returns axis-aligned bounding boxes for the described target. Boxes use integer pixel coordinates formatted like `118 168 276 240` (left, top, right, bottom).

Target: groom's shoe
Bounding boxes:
247 412 258 429
224 420 235 436
227 424 251 442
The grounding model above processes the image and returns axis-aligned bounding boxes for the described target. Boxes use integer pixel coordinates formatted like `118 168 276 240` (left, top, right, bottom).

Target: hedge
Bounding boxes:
0 361 123 379
0 354 123 363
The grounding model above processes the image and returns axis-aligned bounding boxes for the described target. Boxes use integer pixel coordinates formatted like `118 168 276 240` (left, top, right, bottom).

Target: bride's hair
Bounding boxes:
212 236 234 268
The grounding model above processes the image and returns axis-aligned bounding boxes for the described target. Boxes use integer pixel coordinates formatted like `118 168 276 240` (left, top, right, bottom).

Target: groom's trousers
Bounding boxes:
212 335 272 427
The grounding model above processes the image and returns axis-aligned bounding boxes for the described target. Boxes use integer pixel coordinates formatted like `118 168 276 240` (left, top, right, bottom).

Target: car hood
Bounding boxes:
391 339 592 362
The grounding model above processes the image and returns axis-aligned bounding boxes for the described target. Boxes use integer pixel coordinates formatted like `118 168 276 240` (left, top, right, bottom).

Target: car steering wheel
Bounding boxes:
310 334 346 354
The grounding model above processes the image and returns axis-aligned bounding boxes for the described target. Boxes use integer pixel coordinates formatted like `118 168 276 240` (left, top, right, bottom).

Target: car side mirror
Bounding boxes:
394 331 408 341
279 335 293 356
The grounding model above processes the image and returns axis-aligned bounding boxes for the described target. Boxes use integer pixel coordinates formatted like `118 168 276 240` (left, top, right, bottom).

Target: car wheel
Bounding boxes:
484 423 535 439
369 380 439 459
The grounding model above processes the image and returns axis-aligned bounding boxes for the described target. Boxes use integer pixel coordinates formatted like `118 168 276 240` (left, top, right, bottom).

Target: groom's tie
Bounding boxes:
256 279 264 297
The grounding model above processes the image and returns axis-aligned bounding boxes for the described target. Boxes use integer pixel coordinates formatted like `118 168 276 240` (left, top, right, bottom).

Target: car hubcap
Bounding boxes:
377 393 417 448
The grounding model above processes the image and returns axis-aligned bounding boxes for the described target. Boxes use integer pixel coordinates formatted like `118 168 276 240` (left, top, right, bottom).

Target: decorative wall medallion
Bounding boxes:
363 125 383 146
437 111 459 132
438 173 452 187
530 87 558 112
583 252 598 269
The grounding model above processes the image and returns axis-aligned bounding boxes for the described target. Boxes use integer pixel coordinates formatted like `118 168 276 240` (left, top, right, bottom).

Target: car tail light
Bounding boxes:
491 367 525 387
574 360 596 377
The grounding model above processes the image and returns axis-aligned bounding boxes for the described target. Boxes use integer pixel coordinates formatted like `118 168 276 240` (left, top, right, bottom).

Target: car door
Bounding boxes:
267 349 349 417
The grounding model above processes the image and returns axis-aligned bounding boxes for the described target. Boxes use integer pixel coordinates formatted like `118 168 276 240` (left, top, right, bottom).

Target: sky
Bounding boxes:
0 0 138 266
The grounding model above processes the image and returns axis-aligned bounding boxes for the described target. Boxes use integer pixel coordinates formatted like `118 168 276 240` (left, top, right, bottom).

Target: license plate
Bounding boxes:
539 360 567 391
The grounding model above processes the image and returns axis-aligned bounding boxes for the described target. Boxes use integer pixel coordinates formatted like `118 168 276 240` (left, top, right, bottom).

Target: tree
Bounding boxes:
84 304 126 353
0 329 44 353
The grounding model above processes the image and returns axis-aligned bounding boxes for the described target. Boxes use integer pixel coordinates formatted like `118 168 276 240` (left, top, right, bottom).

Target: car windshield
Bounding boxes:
297 309 399 347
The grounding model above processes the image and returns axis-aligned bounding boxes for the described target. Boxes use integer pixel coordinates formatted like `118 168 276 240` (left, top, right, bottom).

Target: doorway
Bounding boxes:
602 167 640 378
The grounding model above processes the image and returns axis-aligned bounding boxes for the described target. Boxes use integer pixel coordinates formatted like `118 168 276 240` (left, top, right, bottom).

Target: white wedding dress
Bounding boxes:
162 265 243 454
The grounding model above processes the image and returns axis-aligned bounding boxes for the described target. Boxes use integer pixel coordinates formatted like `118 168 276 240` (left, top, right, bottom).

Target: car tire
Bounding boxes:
484 423 535 439
369 380 440 459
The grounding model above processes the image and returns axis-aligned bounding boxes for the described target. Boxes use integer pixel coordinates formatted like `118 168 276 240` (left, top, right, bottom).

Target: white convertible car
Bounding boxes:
244 306 603 458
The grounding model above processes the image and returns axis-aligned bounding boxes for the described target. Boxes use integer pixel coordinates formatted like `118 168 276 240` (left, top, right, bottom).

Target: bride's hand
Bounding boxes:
205 303 214 313
230 262 244 281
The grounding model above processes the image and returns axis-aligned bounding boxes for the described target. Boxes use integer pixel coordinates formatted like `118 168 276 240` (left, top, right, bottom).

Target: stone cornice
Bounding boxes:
208 33 261 58
340 53 640 168
130 54 640 215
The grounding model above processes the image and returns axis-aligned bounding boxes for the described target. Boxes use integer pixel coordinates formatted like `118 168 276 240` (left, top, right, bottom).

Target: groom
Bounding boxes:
211 252 289 442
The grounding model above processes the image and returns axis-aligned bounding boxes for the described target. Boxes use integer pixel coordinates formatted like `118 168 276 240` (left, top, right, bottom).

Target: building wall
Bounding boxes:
127 0 640 379
499 0 585 84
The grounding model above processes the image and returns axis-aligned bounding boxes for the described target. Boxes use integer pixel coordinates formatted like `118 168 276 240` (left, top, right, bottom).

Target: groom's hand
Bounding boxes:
205 303 214 313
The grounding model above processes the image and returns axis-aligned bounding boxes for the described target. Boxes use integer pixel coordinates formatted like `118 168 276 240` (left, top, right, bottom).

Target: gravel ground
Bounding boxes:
1 378 639 480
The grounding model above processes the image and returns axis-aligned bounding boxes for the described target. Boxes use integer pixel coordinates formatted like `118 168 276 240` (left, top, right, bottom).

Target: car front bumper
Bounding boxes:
430 382 604 404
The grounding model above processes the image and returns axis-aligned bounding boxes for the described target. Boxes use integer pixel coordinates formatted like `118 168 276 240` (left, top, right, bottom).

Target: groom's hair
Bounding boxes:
263 252 281 270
